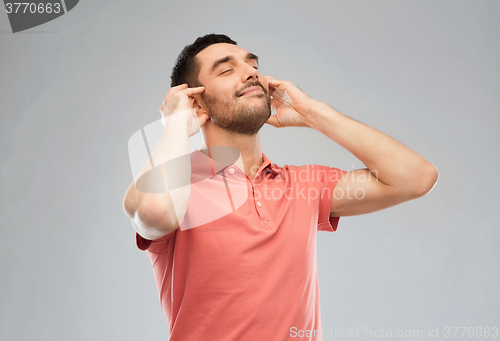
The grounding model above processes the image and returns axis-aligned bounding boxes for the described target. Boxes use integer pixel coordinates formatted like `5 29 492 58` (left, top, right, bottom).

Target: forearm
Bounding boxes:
307 100 438 191
124 114 192 237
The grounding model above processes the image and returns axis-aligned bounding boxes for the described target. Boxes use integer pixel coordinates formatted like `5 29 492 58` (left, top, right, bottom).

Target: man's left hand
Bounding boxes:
264 76 317 128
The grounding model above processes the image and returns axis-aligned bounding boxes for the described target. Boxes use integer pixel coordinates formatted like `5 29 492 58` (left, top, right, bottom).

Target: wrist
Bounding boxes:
164 109 192 127
162 110 191 139
305 101 343 132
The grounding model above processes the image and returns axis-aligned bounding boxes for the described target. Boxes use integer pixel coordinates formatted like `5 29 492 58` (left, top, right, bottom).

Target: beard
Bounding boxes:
201 83 271 136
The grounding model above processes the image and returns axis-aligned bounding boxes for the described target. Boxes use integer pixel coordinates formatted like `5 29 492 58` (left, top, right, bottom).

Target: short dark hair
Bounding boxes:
170 34 237 88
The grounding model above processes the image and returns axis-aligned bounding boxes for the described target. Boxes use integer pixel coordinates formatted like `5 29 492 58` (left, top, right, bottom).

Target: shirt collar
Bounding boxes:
190 148 278 179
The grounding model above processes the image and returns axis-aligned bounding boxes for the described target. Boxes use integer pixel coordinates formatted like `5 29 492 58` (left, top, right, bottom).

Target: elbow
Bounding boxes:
136 197 181 237
123 191 137 219
413 164 439 198
122 182 181 239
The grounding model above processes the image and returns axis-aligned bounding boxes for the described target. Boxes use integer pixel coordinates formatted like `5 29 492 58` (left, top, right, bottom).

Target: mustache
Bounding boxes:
236 81 268 97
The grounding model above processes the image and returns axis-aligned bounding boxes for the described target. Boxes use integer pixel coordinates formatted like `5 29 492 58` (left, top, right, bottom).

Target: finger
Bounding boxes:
270 96 284 110
182 86 205 97
265 77 283 87
159 105 166 116
168 83 189 95
264 76 277 88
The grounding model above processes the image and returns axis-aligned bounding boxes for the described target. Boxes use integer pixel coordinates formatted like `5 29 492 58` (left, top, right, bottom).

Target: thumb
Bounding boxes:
197 113 210 127
265 114 280 128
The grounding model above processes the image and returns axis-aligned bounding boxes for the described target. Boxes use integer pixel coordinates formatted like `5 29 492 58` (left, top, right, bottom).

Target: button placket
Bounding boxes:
254 166 273 230
252 182 262 213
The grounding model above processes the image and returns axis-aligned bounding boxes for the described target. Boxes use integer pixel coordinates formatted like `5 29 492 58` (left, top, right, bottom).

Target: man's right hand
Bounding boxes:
159 84 209 137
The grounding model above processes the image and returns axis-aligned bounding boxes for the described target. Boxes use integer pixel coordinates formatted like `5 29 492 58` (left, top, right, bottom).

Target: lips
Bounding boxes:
239 86 265 97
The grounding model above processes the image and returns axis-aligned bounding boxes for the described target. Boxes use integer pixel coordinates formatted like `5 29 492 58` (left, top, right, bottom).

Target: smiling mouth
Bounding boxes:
239 86 265 97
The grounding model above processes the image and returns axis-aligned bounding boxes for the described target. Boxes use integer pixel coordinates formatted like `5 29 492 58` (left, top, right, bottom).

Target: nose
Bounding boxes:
242 62 259 82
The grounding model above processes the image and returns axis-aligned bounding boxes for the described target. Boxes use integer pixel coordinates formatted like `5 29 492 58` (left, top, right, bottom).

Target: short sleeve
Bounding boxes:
317 166 348 232
136 230 176 254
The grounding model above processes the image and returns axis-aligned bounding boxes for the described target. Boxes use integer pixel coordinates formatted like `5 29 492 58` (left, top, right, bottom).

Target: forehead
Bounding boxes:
196 43 251 74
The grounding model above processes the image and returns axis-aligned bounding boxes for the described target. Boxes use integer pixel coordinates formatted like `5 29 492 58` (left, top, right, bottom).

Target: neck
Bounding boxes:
201 120 263 180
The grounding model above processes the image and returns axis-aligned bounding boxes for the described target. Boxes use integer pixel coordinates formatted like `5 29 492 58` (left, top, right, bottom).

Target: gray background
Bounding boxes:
1 0 499 340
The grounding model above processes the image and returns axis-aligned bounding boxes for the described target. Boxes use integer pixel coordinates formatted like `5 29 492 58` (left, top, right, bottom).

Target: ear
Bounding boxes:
193 95 208 116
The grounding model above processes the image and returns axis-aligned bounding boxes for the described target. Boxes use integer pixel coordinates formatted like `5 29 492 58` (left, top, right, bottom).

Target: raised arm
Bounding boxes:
308 102 438 216
123 84 209 240
264 76 438 217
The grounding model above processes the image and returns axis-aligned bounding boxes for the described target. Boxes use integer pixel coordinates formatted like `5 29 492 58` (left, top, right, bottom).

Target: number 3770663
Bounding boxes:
5 2 61 14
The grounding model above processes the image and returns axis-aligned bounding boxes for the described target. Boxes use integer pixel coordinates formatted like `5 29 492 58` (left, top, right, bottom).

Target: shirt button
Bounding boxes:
229 168 235 174
257 201 262 207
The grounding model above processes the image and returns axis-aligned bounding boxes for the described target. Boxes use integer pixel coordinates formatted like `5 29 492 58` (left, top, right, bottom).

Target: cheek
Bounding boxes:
210 81 237 98
259 76 269 93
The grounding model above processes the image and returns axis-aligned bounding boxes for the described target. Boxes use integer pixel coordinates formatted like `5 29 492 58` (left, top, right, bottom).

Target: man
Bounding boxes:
123 34 438 340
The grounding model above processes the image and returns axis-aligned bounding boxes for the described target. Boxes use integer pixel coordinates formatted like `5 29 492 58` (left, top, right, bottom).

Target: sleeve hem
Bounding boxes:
136 232 152 251
135 231 176 253
318 216 341 232
317 167 348 232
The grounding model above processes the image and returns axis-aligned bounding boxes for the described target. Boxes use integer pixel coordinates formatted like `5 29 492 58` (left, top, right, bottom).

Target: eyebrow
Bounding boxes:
210 53 259 73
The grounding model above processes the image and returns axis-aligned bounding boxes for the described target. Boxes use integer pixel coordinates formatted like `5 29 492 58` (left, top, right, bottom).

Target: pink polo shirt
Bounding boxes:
136 149 347 340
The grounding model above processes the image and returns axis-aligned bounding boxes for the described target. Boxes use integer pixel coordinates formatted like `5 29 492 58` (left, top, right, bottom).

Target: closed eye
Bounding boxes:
219 66 257 75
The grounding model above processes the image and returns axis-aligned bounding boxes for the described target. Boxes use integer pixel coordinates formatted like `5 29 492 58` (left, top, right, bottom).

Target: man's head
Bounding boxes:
171 34 236 88
170 34 271 135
